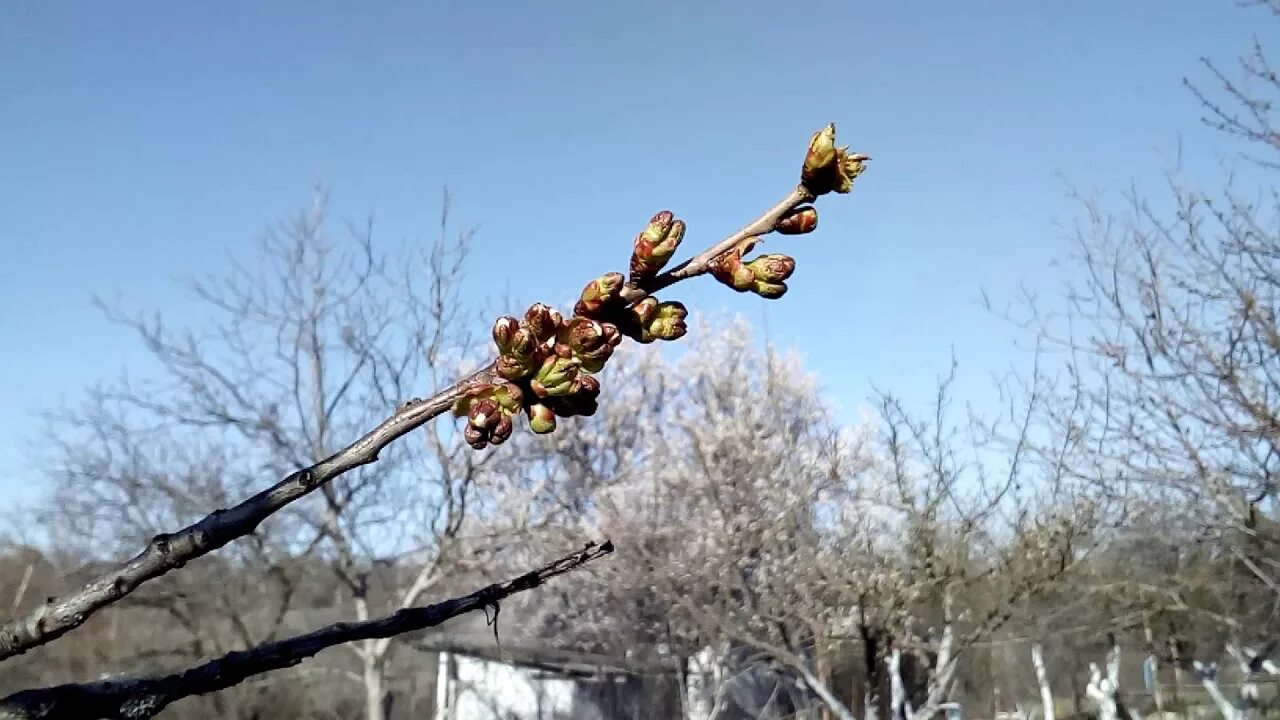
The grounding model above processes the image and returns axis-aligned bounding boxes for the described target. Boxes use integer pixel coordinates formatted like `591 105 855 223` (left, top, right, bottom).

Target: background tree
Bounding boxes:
996 0 1280 649
517 319 1094 720
8 187 507 720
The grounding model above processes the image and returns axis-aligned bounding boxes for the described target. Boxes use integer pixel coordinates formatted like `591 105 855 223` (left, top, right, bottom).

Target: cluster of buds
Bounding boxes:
801 123 869 196
709 237 797 299
456 302 618 448
453 381 523 450
454 267 683 446
449 123 866 449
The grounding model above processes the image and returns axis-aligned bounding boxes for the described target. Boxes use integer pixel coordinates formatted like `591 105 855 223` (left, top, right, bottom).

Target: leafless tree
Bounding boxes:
22 186 502 720
517 320 1093 720
987 1 1280 644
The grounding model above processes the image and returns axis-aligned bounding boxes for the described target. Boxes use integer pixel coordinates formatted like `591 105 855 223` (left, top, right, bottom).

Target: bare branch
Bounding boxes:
0 541 612 720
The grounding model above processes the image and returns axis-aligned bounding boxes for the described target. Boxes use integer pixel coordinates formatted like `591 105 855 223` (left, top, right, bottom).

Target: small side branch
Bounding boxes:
0 541 612 720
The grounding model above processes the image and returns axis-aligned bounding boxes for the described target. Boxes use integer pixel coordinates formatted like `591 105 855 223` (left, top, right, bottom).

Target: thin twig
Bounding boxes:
0 184 814 662
0 540 613 720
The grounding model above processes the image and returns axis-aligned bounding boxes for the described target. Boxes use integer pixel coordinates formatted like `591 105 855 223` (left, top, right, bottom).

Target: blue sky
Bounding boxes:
0 2 1272 506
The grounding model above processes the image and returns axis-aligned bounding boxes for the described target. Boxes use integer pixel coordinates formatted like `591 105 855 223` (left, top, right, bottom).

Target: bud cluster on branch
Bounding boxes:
452 123 869 449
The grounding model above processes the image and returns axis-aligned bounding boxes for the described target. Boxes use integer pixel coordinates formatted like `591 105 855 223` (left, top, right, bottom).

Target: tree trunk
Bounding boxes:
363 654 389 720
860 623 882 720
816 648 834 720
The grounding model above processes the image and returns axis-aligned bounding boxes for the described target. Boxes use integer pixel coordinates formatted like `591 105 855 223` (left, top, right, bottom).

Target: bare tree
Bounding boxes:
25 186 496 720
0 124 872 717
518 320 1092 720
991 1 1280 642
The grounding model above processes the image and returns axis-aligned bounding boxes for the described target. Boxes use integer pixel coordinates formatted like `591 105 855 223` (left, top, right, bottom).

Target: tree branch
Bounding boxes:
0 540 613 720
0 179 819 662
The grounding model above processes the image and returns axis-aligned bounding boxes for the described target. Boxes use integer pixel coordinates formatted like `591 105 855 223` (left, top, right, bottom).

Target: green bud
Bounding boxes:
547 375 601 418
458 386 522 449
527 403 557 434
630 211 686 281
753 280 788 299
649 301 688 341
574 272 626 318
493 314 540 381
775 206 817 235
800 123 870 196
621 298 688 343
746 254 796 283
802 124 838 184
531 354 581 398
710 258 756 293
586 322 622 372
492 316 521 355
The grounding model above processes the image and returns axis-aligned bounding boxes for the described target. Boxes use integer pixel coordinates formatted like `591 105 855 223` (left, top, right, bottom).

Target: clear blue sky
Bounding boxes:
0 2 1271 506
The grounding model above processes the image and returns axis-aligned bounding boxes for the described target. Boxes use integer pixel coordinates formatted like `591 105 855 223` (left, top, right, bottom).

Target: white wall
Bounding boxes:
435 651 577 720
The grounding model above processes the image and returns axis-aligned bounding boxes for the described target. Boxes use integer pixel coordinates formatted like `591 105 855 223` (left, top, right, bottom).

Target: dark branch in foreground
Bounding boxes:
0 541 613 720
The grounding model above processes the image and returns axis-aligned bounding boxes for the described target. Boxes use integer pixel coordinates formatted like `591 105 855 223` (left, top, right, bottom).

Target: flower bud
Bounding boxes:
649 301 688 341
775 206 817 235
523 303 562 343
461 396 511 449
559 316 621 373
492 316 521 354
742 254 795 298
574 272 626 318
527 403 557 434
630 211 686 281
746 254 796 283
562 316 606 353
496 354 537 382
574 373 601 401
802 124 838 185
452 381 524 418
753 280 788 299
631 297 658 324
491 414 514 445
622 298 688 343
710 255 756 293
467 399 501 431
800 123 869 196
548 374 601 418
493 314 541 381
709 239 761 293
463 423 488 449
531 354 581 398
